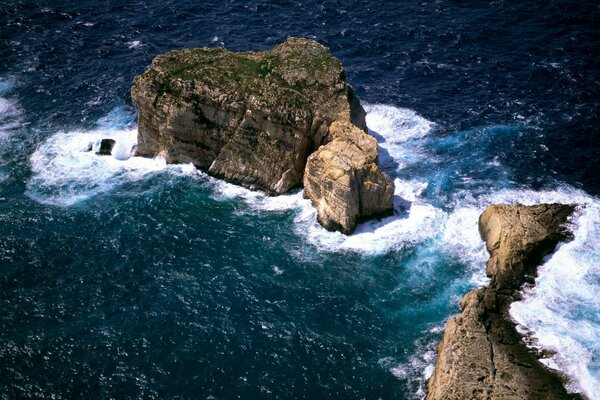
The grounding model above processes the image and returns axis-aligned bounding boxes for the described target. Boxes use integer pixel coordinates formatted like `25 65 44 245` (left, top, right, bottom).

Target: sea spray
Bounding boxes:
26 127 194 206
510 198 600 398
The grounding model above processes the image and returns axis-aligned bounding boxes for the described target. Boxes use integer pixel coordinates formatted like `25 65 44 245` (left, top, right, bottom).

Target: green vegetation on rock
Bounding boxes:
142 38 343 110
131 38 392 233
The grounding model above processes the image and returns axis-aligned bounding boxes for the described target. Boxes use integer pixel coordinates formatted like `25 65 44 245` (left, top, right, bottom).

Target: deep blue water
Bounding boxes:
1 1 599 399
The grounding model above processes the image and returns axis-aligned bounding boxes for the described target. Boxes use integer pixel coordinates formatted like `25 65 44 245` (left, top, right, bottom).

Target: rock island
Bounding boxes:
131 38 394 233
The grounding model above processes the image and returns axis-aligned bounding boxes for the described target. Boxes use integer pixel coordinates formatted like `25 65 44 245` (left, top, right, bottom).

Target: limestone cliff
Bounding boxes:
131 38 393 233
303 120 394 233
426 204 582 400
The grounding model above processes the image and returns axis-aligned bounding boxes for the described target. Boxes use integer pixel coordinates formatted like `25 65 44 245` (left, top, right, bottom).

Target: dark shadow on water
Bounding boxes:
368 128 386 143
368 128 401 174
393 195 411 219
353 195 412 234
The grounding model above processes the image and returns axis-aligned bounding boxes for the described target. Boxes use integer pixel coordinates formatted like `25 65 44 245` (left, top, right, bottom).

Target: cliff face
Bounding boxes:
131 38 393 233
426 204 581 400
303 120 394 233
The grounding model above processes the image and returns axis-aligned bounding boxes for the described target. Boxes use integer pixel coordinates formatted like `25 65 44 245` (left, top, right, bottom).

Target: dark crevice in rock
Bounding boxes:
484 313 497 392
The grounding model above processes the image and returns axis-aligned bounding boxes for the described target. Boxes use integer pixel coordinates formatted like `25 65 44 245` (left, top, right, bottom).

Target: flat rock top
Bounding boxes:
139 38 346 112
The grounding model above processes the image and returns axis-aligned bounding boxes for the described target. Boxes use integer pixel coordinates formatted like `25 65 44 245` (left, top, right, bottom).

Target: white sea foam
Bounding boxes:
508 193 600 398
0 97 16 115
0 97 21 143
0 78 23 182
363 103 436 173
203 177 445 255
380 327 442 400
294 181 445 255
364 104 436 143
441 206 489 285
203 175 306 212
0 78 22 136
127 40 142 49
26 127 194 206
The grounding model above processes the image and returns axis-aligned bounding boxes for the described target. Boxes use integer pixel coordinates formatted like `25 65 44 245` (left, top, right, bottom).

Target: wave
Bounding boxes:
0 77 23 183
0 77 22 141
379 322 445 400
26 107 195 206
438 186 600 398
509 190 600 399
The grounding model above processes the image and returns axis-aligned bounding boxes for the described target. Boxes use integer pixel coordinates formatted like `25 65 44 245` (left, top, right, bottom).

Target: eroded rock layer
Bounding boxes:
303 120 394 233
131 38 393 233
426 203 582 400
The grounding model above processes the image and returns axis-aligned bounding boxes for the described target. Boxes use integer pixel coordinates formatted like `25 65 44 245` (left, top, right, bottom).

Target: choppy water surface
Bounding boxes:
1 1 599 399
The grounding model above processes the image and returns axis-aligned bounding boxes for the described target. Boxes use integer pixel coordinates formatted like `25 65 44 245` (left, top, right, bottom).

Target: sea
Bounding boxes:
1 1 599 399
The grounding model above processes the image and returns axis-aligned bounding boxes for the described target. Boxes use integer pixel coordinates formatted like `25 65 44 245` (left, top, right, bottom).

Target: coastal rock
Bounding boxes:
426 203 581 400
303 120 394 233
96 139 116 156
131 37 392 233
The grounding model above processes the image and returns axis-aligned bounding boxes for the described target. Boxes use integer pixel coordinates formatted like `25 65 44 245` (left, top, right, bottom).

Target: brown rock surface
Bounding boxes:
426 203 582 400
131 38 393 233
303 120 394 233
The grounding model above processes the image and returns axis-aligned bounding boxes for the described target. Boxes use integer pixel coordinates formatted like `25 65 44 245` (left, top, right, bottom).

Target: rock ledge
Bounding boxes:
426 203 582 400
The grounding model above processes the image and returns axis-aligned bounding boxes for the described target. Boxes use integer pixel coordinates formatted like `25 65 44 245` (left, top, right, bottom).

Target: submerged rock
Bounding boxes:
131 37 393 233
426 203 581 400
96 139 116 156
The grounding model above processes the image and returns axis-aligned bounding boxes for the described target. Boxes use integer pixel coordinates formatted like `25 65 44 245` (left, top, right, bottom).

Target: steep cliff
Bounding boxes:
131 38 393 233
303 120 394 233
426 204 582 400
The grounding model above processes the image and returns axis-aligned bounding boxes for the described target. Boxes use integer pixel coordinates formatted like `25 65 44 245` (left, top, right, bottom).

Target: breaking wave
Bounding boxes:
26 108 195 206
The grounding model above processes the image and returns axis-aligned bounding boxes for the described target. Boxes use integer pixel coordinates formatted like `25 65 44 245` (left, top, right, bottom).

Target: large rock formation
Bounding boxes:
303 120 394 233
131 38 393 233
426 204 582 400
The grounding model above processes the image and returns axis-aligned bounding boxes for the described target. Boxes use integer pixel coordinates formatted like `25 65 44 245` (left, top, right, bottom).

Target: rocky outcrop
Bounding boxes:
95 139 115 155
131 38 393 233
426 203 582 400
303 120 394 233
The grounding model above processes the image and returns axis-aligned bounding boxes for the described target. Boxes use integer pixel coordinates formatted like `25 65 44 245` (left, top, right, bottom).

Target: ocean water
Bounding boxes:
1 1 599 399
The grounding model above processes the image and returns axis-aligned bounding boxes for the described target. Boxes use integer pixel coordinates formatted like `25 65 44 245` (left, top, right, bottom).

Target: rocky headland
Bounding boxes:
131 38 393 233
426 203 582 400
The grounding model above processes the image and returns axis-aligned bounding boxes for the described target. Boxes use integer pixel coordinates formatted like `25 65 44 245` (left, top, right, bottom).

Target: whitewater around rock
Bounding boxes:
131 37 393 233
427 204 581 400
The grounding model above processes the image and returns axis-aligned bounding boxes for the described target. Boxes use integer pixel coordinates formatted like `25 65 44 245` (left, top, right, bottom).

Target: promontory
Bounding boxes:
131 38 394 233
426 203 582 400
